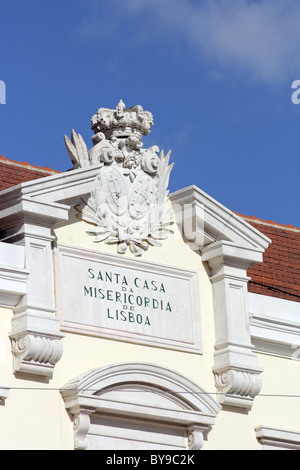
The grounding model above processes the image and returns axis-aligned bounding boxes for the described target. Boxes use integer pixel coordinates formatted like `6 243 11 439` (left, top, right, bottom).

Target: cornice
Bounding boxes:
255 425 300 450
171 185 271 252
0 164 103 207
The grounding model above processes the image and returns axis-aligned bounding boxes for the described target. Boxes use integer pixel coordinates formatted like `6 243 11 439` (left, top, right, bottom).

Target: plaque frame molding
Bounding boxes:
54 243 203 354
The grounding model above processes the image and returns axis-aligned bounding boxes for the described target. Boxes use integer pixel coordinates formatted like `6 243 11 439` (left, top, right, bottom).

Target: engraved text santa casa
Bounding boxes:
83 267 172 327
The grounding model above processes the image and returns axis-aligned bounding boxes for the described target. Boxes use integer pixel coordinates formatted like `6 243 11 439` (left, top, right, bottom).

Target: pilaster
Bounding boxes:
202 240 264 410
172 186 270 411
0 195 69 380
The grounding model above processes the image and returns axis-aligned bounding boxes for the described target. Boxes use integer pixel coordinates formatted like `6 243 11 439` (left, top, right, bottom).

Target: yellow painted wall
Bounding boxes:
0 205 300 450
53 205 217 391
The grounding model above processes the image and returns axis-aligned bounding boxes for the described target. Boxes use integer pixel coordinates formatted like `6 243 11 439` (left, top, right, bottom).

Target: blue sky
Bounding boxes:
1 0 300 226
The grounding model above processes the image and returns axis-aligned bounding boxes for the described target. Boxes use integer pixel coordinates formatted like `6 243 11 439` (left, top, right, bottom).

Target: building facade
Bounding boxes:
0 101 300 450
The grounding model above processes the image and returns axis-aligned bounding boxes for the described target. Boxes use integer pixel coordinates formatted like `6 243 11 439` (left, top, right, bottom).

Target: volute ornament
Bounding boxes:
64 101 174 256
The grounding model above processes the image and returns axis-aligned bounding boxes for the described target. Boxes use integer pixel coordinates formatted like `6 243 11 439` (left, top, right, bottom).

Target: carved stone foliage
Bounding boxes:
64 101 174 256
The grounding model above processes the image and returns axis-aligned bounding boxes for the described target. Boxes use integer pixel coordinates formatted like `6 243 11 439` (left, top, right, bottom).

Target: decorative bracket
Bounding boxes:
11 333 64 379
187 425 205 450
73 412 93 450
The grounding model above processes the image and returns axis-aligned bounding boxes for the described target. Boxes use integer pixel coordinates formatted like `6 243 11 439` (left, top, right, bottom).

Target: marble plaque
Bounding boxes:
55 244 202 353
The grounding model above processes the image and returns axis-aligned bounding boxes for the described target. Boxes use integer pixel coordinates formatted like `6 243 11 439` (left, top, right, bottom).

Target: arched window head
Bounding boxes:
60 362 220 450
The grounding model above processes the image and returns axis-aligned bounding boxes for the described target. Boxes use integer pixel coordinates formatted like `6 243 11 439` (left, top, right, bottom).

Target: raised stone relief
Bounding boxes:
64 100 174 256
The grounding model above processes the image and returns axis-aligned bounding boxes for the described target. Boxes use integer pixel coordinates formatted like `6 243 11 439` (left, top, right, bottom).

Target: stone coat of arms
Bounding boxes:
64 100 174 256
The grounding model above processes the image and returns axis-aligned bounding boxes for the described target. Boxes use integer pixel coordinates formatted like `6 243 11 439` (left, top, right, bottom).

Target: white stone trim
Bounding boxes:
202 241 264 410
170 186 270 251
60 362 221 450
0 170 270 404
171 186 269 411
0 243 28 307
0 176 270 251
249 293 300 358
55 243 203 354
0 387 9 405
255 425 300 450
0 164 103 206
0 196 69 380
0 243 28 405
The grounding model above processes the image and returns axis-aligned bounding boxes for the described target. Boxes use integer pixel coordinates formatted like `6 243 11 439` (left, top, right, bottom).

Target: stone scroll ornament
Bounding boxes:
64 100 174 256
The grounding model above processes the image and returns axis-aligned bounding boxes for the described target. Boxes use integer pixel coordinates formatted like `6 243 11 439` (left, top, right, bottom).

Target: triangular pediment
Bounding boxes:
0 166 270 256
0 98 270 257
171 185 270 252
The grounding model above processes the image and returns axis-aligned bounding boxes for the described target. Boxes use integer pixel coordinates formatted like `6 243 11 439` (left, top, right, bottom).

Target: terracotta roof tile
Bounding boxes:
0 157 299 303
0 156 60 191
238 214 300 303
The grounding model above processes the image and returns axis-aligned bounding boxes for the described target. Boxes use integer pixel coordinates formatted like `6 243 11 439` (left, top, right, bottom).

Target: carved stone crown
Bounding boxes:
91 100 154 141
65 100 174 257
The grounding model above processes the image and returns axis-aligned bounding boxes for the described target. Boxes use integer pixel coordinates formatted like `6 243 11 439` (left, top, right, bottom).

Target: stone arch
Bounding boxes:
60 362 220 450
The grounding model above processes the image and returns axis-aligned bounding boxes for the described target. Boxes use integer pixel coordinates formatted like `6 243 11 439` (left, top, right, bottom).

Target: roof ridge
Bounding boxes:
0 155 60 175
235 212 300 232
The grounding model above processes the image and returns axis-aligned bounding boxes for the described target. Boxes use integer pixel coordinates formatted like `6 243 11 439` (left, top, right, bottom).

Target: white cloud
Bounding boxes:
79 0 300 84
185 0 300 84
